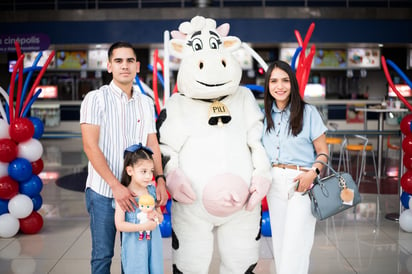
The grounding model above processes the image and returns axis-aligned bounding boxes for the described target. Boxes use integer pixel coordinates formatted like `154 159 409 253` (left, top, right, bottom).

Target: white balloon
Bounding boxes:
0 213 19 238
8 194 33 219
17 138 43 162
409 198 412 211
0 119 10 139
399 209 412 233
0 161 8 177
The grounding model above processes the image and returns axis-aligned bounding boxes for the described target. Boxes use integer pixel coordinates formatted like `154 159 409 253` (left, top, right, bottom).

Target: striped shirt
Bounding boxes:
80 81 156 198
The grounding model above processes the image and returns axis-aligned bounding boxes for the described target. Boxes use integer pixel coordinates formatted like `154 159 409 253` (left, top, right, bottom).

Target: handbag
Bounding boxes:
308 160 361 221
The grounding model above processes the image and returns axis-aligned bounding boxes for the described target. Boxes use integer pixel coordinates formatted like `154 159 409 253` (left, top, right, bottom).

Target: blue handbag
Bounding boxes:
309 160 361 221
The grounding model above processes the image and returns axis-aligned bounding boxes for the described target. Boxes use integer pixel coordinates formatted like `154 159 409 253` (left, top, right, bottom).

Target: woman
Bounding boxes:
262 60 329 274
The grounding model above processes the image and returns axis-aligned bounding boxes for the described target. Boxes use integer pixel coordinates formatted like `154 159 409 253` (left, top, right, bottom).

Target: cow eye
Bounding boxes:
209 37 219 50
191 38 203 51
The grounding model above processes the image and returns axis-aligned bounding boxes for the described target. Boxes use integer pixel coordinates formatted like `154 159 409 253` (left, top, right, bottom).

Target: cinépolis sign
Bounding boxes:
0 34 50 52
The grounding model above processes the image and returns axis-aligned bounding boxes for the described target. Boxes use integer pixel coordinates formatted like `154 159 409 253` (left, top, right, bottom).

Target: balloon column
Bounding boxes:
382 56 412 232
0 41 54 238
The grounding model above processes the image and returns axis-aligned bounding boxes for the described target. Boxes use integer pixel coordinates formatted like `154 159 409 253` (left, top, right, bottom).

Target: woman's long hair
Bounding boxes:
263 60 306 136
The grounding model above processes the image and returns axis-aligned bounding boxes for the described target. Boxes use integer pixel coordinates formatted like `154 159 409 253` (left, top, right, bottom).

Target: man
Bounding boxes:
80 41 168 274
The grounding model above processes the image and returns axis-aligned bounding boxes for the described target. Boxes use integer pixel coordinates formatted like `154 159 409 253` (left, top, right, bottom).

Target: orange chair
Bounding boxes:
343 135 380 195
326 136 345 172
384 135 400 177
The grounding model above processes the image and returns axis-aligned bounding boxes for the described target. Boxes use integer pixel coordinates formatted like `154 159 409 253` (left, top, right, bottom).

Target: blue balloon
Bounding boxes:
31 194 43 211
401 191 411 209
159 213 172 238
8 158 33 182
20 175 43 197
0 199 8 215
29 117 44 139
261 210 272 237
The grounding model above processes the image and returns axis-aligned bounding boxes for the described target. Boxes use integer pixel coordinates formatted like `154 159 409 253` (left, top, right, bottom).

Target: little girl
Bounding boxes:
114 143 164 274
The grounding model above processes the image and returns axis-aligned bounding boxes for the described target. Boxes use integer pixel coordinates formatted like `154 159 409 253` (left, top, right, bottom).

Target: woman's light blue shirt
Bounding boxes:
262 103 327 168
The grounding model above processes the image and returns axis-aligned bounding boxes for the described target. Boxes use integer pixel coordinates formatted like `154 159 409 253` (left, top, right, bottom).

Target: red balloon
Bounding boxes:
19 211 43 234
403 136 412 156
261 196 269 212
0 176 19 199
404 154 412 170
0 138 18 162
31 158 44 175
401 170 412 194
9 117 34 143
401 114 412 136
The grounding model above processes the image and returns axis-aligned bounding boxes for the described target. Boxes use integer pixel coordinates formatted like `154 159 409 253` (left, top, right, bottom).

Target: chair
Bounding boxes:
384 135 400 177
326 122 345 172
326 136 345 172
343 135 380 195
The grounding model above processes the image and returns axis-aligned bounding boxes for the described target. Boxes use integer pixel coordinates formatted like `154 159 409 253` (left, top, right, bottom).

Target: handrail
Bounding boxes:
327 129 401 136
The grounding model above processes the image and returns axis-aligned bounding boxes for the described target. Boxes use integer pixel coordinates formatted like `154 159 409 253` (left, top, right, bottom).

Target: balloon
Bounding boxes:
9 117 35 143
262 196 268 212
19 211 43 234
403 136 412 156
410 199 412 211
8 194 33 219
0 213 19 238
19 175 43 198
0 162 8 177
399 210 412 233
0 176 19 200
8 158 32 182
0 138 18 163
400 114 412 136
0 119 10 139
401 170 412 194
31 158 44 175
159 213 172 238
404 154 412 170
261 210 272 237
31 195 43 211
17 138 43 162
28 117 44 139
0 199 8 215
401 191 412 209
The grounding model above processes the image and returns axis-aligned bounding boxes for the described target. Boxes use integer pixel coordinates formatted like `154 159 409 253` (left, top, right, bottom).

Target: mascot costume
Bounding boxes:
159 16 272 274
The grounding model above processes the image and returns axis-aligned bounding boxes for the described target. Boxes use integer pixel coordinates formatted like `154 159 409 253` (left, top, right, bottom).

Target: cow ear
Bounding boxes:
222 36 241 52
169 39 185 59
216 23 230 37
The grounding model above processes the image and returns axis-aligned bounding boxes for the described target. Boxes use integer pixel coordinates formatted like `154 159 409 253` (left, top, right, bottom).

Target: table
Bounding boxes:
355 107 409 222
355 107 408 179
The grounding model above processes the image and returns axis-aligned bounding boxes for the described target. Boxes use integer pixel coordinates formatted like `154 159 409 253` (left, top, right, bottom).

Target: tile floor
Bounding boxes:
1 138 412 274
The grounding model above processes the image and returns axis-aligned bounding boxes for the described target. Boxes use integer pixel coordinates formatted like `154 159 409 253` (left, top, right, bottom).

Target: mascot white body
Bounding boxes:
159 16 272 274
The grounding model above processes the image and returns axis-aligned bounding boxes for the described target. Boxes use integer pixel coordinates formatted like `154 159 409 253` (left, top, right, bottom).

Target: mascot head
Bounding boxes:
169 16 242 100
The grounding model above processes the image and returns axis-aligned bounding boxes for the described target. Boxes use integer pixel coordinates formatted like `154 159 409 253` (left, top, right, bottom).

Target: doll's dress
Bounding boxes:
120 184 164 274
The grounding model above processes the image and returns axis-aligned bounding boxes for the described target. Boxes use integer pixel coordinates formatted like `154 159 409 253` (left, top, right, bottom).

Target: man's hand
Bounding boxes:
155 178 169 206
112 183 137 212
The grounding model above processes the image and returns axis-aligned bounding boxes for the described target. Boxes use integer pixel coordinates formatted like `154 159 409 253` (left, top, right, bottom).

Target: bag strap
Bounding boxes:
313 159 339 177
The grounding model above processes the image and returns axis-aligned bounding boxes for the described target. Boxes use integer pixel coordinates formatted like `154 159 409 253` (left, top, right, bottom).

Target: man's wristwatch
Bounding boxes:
155 174 166 183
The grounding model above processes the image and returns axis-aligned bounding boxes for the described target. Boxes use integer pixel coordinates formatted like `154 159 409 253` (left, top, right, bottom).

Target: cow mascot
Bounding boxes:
159 16 272 274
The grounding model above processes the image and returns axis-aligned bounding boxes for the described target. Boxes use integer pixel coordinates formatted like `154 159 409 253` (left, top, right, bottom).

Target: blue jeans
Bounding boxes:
86 188 116 274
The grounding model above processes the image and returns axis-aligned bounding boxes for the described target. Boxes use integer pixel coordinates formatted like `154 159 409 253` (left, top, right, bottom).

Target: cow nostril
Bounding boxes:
222 60 226 67
199 62 204 69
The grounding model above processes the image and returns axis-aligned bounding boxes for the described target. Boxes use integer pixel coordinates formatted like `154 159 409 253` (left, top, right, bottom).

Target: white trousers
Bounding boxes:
266 167 316 274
